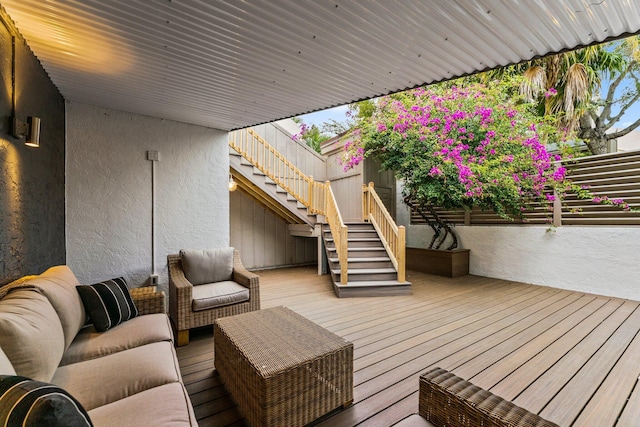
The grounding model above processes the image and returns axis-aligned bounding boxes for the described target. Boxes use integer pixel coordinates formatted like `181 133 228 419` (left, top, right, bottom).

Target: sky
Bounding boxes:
298 104 350 134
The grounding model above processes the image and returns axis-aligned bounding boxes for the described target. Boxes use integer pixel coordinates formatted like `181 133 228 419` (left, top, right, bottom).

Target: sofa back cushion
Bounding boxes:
0 289 65 382
27 265 86 350
0 347 16 376
180 248 234 286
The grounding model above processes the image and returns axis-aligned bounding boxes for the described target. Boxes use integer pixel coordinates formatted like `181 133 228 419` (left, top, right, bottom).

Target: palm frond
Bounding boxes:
521 66 546 101
564 63 590 118
544 54 562 88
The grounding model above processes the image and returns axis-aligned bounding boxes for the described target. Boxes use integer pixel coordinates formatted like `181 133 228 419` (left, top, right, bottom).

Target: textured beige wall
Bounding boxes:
66 102 229 288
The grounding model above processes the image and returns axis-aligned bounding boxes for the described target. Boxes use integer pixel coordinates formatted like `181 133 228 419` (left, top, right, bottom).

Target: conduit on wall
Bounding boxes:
147 150 159 283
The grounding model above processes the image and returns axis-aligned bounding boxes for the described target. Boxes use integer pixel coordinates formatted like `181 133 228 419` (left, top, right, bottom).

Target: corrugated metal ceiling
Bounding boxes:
3 0 640 131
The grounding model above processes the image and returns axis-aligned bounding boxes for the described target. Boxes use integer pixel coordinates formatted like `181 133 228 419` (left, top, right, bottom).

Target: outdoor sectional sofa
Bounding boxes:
0 265 197 426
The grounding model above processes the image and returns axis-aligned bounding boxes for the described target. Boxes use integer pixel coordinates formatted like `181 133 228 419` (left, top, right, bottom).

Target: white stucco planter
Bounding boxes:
406 224 640 302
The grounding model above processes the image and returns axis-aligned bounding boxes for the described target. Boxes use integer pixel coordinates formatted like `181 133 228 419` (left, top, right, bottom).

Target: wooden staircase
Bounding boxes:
229 127 410 297
229 148 321 236
323 223 411 297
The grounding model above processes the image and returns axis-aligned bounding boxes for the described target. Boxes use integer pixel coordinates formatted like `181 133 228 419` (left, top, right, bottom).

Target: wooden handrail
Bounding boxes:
229 128 350 283
363 182 406 282
326 182 348 284
229 128 326 215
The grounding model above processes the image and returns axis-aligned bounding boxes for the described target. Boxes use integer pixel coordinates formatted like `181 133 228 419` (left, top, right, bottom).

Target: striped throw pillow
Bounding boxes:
76 277 138 332
0 375 93 426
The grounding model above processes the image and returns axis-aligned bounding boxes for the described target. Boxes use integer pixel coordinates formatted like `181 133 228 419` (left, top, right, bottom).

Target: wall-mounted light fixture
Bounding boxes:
228 174 238 192
13 116 41 147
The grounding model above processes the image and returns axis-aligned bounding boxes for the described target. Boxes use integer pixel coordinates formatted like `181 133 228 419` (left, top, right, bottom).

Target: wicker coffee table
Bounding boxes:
214 306 353 427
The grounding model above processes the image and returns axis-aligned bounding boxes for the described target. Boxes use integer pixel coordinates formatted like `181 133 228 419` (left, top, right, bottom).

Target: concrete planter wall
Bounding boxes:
395 182 640 301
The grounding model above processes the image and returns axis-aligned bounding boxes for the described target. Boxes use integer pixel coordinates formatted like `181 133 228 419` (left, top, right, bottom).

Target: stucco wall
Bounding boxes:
0 18 65 284
66 102 229 287
397 187 640 301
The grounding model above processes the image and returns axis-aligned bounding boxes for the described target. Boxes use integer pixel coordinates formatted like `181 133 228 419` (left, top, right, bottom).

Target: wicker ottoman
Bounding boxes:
214 306 353 427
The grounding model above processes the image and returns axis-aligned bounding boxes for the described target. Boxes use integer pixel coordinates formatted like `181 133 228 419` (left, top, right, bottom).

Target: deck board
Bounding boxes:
176 266 640 426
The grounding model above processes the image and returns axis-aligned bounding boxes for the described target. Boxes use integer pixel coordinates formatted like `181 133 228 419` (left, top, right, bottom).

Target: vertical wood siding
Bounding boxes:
230 185 317 270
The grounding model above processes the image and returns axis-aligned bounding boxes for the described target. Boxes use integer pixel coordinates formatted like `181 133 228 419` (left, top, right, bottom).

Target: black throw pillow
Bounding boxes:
76 277 138 332
0 375 93 427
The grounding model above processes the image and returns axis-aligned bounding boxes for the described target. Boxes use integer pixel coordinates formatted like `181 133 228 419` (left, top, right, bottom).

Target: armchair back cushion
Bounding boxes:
180 248 234 286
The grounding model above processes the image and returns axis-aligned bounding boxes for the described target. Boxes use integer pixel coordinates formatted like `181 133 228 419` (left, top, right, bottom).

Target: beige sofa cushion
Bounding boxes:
180 248 234 285
191 280 249 311
0 346 16 375
60 313 173 365
0 289 65 382
52 341 181 411
88 382 197 427
27 265 86 349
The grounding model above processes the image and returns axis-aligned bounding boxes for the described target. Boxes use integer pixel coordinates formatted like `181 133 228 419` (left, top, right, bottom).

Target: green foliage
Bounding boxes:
342 78 579 222
292 122 329 153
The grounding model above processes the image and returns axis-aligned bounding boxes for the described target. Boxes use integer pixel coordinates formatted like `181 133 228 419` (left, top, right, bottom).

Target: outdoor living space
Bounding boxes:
4 2 640 427
179 266 640 427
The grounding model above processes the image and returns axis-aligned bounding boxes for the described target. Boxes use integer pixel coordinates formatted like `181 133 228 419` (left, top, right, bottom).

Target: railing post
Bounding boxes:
362 183 368 221
368 182 375 221
325 181 330 215
307 176 313 209
340 225 348 284
397 225 406 282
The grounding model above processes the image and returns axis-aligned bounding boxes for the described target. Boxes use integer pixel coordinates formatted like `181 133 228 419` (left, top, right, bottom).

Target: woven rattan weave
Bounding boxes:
130 286 166 315
419 367 559 427
214 306 353 427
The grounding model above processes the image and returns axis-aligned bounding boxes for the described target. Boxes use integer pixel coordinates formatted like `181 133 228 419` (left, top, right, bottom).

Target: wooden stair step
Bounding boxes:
331 268 396 275
323 230 377 235
325 237 381 243
334 280 411 287
328 257 390 263
326 247 387 253
331 279 412 297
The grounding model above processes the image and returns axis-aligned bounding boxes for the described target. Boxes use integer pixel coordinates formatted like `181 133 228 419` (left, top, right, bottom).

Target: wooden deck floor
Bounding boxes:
176 267 640 427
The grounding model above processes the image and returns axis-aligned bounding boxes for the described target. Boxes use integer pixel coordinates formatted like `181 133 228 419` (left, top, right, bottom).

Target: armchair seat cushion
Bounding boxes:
191 281 249 311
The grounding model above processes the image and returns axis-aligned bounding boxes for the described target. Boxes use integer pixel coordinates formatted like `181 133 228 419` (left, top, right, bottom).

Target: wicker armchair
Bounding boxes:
168 249 260 346
394 367 559 427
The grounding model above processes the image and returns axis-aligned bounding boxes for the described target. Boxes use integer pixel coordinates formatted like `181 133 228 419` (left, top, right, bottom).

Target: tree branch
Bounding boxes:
608 115 640 140
604 90 640 131
600 62 632 122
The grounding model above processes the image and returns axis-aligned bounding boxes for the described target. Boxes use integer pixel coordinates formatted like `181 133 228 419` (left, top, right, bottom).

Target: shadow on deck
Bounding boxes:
176 266 640 427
